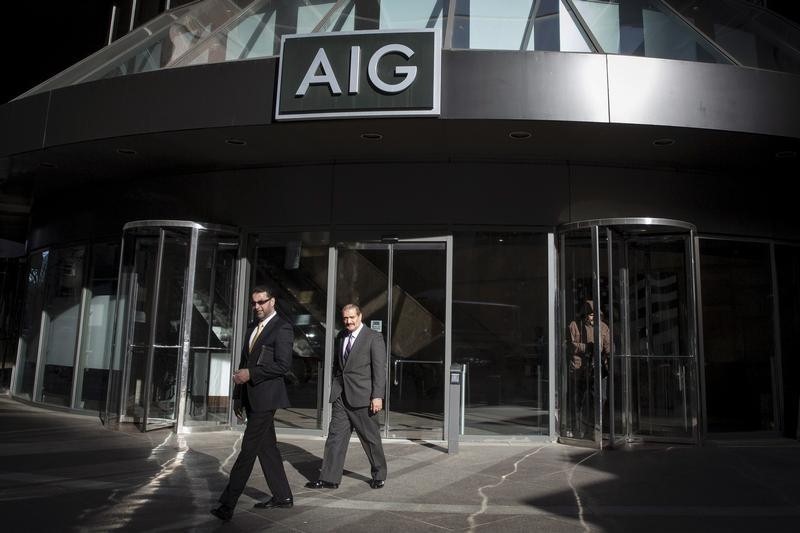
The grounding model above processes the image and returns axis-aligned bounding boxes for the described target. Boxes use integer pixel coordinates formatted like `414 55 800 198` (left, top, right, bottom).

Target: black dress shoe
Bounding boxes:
210 504 234 521
305 479 339 489
369 479 385 489
254 495 293 509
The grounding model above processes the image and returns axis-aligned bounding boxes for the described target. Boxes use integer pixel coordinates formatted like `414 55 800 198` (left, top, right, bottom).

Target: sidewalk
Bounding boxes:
1 395 799 532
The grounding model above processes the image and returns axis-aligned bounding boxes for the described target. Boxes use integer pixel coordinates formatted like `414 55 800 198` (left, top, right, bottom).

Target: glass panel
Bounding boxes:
175 0 341 67
336 245 390 431
124 235 160 423
15 251 48 400
321 0 444 33
700 239 775 431
453 232 549 435
38 246 87 407
666 0 800 75
629 356 694 437
74 243 120 410
623 233 695 438
453 0 591 52
148 233 190 422
775 245 800 439
571 0 730 62
388 243 446 437
559 228 600 441
184 232 238 428
20 0 254 97
0 257 24 391
253 237 330 430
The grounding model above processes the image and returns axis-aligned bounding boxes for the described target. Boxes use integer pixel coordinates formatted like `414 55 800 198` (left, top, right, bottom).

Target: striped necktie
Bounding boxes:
343 334 353 362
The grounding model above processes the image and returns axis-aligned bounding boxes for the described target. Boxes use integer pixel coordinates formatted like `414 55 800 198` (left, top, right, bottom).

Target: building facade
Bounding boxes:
1 0 799 447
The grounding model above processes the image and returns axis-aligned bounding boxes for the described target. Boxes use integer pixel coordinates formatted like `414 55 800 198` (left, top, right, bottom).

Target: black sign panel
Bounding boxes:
276 29 441 120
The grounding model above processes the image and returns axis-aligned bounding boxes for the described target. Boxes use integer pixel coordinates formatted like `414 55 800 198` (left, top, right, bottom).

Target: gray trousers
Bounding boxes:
320 396 387 483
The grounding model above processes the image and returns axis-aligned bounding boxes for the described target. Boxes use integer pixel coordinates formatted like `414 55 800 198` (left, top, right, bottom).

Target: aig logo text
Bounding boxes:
276 29 440 120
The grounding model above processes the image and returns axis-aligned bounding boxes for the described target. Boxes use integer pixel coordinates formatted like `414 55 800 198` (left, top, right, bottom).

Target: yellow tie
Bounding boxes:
249 322 264 352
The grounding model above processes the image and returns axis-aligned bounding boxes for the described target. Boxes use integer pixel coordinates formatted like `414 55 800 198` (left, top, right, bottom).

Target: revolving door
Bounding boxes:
558 219 700 448
104 221 240 432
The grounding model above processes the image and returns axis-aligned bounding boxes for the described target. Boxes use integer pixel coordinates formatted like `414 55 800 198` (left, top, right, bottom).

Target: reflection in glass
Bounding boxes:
571 0 730 62
454 232 549 436
559 229 599 440
253 238 329 430
666 0 800 75
39 246 86 407
74 243 119 410
453 0 592 52
15 251 48 400
185 233 238 427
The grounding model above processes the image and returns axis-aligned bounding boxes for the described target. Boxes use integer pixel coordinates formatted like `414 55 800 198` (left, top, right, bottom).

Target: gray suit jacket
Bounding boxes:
330 326 387 408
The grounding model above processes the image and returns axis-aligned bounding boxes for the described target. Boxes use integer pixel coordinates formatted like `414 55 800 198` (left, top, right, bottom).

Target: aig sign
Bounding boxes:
276 29 440 120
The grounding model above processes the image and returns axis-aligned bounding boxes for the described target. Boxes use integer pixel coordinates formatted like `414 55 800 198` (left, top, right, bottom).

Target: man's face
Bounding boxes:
251 291 275 321
342 308 362 332
586 312 595 325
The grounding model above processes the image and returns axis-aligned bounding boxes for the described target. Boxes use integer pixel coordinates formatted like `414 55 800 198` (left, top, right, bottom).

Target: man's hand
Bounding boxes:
233 400 244 420
370 398 383 414
233 368 250 385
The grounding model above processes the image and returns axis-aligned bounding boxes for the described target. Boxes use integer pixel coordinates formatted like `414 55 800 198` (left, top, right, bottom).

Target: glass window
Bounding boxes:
453 0 592 52
175 0 342 67
775 244 800 439
453 232 549 435
699 239 776 432
184 232 238 428
666 0 800 74
74 243 119 411
571 0 730 62
14 251 48 400
0 257 24 391
252 236 330 430
38 246 87 407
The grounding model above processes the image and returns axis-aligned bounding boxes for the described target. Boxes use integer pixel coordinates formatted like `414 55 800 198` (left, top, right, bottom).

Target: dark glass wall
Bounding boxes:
700 239 776 432
775 244 800 439
453 231 549 435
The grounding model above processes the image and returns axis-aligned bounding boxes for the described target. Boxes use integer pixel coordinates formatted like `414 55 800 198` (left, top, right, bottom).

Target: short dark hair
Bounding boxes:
342 303 361 315
252 285 275 299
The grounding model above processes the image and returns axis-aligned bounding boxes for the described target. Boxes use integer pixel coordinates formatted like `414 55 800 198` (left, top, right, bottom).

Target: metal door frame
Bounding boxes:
109 220 238 433
332 235 453 440
557 218 700 448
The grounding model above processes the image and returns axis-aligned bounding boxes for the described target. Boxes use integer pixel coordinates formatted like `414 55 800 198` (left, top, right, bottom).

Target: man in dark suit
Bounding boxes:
306 303 388 490
211 286 294 521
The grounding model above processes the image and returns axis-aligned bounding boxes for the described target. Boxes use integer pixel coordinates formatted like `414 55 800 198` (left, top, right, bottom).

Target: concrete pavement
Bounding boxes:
1 396 799 532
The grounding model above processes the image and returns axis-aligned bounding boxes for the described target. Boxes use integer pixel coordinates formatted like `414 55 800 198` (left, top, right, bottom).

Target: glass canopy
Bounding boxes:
16 0 800 100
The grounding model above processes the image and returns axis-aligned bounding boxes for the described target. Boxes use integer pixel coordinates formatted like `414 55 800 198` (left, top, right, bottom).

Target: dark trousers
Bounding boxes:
219 409 292 507
320 396 387 484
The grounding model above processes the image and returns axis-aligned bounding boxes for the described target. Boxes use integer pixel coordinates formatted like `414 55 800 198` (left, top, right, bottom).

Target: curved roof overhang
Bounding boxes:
1 50 799 185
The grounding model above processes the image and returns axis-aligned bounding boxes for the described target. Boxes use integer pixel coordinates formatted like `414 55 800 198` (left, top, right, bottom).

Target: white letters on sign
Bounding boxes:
295 44 418 97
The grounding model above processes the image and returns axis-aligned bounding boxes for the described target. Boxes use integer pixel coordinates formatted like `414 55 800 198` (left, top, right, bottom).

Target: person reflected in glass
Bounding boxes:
566 299 611 439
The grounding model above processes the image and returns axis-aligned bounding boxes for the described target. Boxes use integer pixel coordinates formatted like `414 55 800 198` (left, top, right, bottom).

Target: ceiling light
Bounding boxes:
652 138 675 147
225 138 247 146
116 148 137 156
775 150 797 159
361 133 383 141
508 131 532 140
40 162 57 169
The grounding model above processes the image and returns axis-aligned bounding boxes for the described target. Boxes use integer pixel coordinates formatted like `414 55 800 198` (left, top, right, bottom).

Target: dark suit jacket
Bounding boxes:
330 326 387 408
233 314 293 413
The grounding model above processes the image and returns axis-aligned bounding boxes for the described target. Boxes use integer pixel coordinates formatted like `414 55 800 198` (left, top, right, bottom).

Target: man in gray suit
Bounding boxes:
306 303 388 489
211 285 294 521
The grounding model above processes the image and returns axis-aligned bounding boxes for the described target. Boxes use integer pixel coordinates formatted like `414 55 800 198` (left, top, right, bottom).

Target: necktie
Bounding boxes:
249 322 264 352
343 334 353 362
